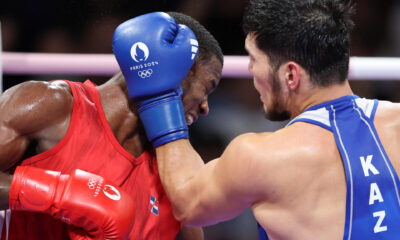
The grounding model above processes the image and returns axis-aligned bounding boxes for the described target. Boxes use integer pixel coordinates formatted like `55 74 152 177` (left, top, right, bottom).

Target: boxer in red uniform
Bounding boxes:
0 12 223 240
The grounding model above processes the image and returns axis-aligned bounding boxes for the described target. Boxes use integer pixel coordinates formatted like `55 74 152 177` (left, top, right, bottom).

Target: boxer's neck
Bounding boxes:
98 75 149 158
290 80 354 119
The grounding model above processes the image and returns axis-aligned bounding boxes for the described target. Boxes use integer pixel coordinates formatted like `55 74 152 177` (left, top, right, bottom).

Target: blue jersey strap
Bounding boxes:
257 222 269 240
329 96 400 240
257 95 400 240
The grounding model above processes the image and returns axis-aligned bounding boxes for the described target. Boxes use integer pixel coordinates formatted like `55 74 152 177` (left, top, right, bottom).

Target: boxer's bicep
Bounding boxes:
216 133 272 201
183 133 265 226
0 123 29 171
0 81 73 170
0 83 34 169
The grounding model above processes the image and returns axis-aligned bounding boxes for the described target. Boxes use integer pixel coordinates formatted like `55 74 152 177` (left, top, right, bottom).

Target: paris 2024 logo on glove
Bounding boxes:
129 42 158 79
127 39 197 79
130 42 149 62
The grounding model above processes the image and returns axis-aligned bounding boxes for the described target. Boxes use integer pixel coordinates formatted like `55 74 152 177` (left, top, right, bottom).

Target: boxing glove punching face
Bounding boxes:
112 12 198 102
112 12 198 147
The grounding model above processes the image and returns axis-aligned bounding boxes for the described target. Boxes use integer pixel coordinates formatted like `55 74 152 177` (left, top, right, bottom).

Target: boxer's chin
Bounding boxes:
264 109 290 121
264 100 290 122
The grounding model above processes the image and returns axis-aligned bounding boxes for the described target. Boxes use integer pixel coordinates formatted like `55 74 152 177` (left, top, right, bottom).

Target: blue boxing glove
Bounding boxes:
112 12 198 147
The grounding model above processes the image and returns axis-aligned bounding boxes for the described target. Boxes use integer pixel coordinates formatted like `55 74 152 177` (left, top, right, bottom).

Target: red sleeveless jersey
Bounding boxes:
3 80 180 240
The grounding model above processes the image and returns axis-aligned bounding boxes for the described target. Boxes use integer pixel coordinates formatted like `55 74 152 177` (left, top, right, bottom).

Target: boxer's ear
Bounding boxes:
284 61 301 91
188 60 199 76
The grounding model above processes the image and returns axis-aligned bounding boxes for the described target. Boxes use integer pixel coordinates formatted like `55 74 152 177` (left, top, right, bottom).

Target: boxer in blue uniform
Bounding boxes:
113 1 400 240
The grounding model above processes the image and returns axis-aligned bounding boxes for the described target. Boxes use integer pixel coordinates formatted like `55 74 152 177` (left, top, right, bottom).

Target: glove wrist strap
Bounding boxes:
139 96 188 147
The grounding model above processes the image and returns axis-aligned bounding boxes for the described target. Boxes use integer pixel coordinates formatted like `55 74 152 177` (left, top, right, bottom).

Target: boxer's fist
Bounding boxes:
113 12 198 147
9 166 135 240
113 11 197 101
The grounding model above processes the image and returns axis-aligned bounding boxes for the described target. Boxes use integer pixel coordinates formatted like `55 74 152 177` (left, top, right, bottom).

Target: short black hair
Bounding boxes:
243 0 355 86
168 12 224 66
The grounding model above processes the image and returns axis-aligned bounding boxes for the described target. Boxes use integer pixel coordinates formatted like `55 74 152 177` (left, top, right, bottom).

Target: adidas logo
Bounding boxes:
190 39 198 60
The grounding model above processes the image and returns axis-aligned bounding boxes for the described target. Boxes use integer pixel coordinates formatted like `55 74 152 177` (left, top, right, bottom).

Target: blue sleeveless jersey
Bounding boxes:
257 95 400 240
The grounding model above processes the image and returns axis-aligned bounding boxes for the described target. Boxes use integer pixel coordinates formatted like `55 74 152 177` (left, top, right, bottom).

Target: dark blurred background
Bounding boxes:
1 0 400 239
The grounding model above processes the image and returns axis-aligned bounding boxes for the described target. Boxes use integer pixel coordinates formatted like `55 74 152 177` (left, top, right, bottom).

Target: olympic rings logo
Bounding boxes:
138 69 153 78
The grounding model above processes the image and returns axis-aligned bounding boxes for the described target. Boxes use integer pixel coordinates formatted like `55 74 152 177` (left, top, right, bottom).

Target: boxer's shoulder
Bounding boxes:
222 132 280 171
375 100 400 119
374 100 400 142
222 126 335 201
227 125 332 171
225 132 273 155
279 122 336 159
2 80 72 105
0 80 73 132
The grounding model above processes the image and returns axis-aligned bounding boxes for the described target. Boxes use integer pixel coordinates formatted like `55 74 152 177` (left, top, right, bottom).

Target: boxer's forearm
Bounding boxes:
0 172 12 210
157 137 250 226
156 139 205 220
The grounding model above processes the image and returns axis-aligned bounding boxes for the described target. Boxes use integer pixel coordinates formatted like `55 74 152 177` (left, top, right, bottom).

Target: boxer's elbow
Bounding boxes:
171 206 189 224
176 210 215 228
168 191 198 225
171 194 208 227
169 191 194 223
173 208 200 227
167 176 208 226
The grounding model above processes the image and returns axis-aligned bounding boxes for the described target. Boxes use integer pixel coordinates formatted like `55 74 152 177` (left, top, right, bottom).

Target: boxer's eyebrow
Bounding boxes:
205 80 217 95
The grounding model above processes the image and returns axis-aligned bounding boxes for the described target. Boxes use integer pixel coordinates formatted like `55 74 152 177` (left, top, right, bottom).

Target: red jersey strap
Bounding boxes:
19 80 82 165
81 80 142 165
